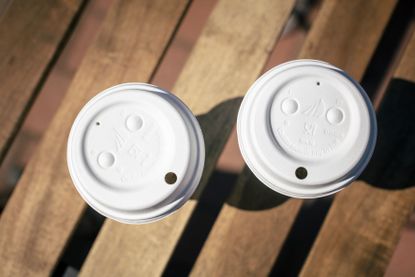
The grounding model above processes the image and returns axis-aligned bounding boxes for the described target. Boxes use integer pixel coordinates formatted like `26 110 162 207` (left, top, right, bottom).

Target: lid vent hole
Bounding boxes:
165 172 177 184
295 167 307 180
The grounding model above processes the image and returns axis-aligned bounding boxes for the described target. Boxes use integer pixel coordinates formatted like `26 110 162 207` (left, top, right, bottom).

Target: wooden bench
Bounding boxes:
0 0 414 276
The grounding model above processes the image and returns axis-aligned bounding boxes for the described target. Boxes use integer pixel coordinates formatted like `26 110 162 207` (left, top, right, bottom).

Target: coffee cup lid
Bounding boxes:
237 60 377 198
67 83 204 223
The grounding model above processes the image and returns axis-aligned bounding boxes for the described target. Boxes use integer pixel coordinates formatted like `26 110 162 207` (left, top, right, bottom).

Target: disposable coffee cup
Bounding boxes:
67 83 205 223
237 60 377 198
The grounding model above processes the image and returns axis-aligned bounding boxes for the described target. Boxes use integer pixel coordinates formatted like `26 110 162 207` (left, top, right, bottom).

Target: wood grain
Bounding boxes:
79 0 295 276
298 0 396 79
300 30 415 277
0 0 83 164
190 0 397 276
0 0 188 276
192 169 301 276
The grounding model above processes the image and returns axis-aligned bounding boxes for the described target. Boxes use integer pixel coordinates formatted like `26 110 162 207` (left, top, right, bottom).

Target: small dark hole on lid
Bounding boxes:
96 122 100 126
295 167 307 180
165 172 177 184
316 81 320 86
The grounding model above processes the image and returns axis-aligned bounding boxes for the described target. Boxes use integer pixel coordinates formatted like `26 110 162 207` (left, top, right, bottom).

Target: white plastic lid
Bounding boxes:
67 83 204 223
237 60 377 198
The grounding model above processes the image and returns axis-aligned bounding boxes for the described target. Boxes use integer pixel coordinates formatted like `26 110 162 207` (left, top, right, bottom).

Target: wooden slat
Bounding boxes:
0 0 188 276
0 0 83 164
192 169 301 276
79 0 295 276
191 0 397 275
300 30 415 277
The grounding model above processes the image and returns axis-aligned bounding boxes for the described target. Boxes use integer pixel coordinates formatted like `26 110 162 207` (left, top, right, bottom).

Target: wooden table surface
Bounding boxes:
0 0 414 276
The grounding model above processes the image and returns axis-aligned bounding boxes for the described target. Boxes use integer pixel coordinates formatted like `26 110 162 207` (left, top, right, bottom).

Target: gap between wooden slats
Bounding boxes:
0 0 189 276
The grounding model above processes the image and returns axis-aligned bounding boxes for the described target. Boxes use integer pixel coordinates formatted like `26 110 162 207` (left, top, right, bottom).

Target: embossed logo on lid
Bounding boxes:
67 83 205 223
237 60 377 198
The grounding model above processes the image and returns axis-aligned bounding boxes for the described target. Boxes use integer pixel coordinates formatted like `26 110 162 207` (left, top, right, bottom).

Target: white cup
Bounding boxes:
237 60 377 198
67 83 205 223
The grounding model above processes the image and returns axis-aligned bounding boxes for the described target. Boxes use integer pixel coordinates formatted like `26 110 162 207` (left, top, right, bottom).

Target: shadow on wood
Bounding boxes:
227 169 289 210
192 96 242 200
361 79 415 189
191 96 289 210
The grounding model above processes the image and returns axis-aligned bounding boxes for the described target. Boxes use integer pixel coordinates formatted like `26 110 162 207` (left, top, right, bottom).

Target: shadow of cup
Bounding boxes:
190 96 289 210
360 79 415 190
